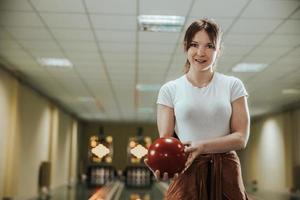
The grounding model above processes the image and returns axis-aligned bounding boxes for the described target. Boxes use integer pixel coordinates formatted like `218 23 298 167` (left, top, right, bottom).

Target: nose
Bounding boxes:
196 45 205 55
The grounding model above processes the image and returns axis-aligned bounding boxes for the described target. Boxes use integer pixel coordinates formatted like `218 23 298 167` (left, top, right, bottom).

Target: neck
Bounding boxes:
186 69 214 88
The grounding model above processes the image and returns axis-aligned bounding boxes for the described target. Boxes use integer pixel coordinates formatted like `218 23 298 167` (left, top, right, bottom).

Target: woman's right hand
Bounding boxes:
144 158 178 181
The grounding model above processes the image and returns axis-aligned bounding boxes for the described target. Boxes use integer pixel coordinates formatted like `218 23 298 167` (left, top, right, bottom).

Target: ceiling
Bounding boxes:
0 0 300 122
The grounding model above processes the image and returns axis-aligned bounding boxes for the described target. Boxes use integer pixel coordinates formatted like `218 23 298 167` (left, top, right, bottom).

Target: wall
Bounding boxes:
240 109 300 192
0 68 79 199
0 70 17 197
15 85 51 199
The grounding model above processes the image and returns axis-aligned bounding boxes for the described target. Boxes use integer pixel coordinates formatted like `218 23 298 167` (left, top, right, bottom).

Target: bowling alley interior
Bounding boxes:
0 0 300 200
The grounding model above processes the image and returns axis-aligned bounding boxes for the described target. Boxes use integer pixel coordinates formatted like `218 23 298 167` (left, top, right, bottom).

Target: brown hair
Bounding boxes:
183 18 223 73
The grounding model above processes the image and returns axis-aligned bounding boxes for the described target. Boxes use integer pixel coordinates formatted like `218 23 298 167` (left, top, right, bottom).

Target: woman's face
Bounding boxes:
187 30 219 73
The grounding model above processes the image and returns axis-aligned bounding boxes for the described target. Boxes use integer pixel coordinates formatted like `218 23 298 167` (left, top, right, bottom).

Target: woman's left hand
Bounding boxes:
183 142 204 172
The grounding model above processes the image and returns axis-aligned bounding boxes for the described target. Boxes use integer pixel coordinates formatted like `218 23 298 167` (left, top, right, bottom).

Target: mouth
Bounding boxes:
195 58 207 64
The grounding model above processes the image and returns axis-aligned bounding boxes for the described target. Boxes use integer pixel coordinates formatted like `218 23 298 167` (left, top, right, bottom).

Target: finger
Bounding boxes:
182 141 192 147
184 146 196 153
162 172 168 181
173 173 179 179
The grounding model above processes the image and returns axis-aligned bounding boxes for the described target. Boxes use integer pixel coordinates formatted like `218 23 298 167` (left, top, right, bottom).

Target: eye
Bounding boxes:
190 43 198 48
207 43 215 49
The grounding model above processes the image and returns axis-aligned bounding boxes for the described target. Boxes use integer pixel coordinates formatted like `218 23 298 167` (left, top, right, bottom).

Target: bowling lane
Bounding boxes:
118 182 164 200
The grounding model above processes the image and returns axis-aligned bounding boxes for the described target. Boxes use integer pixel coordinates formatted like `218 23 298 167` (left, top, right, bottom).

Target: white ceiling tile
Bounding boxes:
103 53 135 62
0 28 12 39
6 27 52 40
242 55 277 64
0 40 21 50
0 49 32 60
139 53 171 62
90 14 137 30
0 0 33 11
275 20 300 34
29 50 65 59
59 41 98 52
140 0 192 16
291 8 300 19
190 0 249 18
223 34 266 46
262 34 300 47
229 19 283 34
96 30 136 43
41 13 90 29
139 43 175 54
275 55 300 65
30 0 85 13
248 46 292 57
85 0 136 15
222 45 253 56
52 29 94 41
288 46 300 57
100 43 135 53
0 11 44 27
66 52 101 61
139 32 180 44
241 0 300 18
18 40 60 51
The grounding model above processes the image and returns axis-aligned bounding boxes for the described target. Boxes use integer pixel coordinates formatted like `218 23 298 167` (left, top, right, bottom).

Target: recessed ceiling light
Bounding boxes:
37 58 73 68
136 84 161 91
232 63 268 72
138 15 185 32
282 89 300 95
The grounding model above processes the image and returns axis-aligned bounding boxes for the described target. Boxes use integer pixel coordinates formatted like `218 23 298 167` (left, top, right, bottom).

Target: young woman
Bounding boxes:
153 18 250 199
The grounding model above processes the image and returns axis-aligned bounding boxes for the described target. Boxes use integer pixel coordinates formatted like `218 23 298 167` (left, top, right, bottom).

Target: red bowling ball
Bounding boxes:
146 137 187 177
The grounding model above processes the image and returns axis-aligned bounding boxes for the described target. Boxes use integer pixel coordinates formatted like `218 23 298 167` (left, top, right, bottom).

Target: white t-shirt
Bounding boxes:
156 72 248 144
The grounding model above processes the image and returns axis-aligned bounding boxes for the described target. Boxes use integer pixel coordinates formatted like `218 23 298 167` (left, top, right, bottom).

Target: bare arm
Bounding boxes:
157 104 175 138
187 96 250 155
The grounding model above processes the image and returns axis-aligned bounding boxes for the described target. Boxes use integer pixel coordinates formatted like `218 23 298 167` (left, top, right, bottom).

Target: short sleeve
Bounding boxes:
156 82 174 108
230 78 248 102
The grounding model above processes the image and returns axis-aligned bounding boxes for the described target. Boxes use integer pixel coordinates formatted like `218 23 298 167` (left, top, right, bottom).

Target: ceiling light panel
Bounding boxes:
138 15 185 32
232 63 268 72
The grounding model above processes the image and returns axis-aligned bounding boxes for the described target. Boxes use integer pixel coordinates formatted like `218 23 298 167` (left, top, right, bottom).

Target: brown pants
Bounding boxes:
165 151 250 200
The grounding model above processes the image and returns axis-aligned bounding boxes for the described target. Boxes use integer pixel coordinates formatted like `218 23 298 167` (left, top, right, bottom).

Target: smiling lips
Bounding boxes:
195 58 207 64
